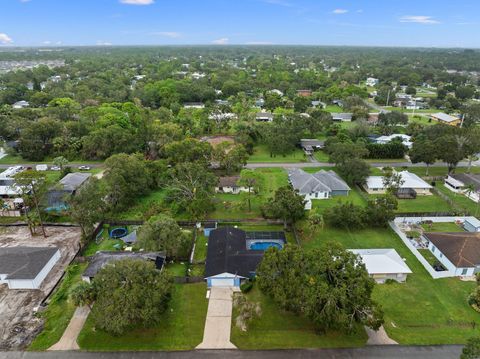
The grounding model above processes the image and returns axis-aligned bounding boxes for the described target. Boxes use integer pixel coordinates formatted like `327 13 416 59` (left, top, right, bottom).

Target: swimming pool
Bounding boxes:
249 241 283 251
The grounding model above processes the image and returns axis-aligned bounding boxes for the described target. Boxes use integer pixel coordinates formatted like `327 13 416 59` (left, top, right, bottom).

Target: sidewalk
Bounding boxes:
48 306 90 351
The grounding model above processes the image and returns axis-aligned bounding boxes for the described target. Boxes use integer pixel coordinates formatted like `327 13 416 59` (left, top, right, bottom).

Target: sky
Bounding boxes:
1 0 480 48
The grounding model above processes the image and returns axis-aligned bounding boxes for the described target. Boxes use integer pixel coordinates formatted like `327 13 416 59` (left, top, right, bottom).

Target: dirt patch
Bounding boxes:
0 225 82 350
200 136 235 148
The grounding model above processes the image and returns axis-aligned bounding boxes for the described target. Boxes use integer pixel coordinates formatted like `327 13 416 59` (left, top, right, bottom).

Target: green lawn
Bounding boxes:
436 184 480 216
165 262 188 277
297 224 479 344
82 238 124 257
421 222 465 232
29 263 88 350
418 249 440 267
313 150 330 162
394 194 452 213
78 283 208 351
193 233 208 262
248 145 307 163
112 189 168 220
324 105 343 112
231 286 367 349
311 188 366 213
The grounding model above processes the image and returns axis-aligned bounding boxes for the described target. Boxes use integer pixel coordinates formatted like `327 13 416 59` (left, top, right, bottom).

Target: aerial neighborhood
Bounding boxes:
2 40 480 357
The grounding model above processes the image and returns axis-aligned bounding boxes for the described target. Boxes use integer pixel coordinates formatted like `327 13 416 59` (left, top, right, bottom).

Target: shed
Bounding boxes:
464 218 480 233
203 222 217 237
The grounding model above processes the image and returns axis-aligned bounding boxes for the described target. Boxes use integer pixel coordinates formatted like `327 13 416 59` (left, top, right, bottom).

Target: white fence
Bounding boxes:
389 216 477 279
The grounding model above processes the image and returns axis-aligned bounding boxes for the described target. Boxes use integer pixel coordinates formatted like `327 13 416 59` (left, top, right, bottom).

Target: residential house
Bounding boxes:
82 251 166 283
12 100 29 109
444 173 480 203
464 218 480 233
46 172 92 211
363 171 432 195
299 139 325 155
332 99 344 107
297 89 312 97
208 112 237 121
0 166 24 199
183 102 205 109
311 100 326 108
255 111 274 122
205 227 285 288
288 169 351 210
268 89 284 96
373 134 412 149
366 77 379 87
430 113 461 126
350 249 412 283
215 176 249 194
423 232 480 276
331 113 353 122
0 247 61 289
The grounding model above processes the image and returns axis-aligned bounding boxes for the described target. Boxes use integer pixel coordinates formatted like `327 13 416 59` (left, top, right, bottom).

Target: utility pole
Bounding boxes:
386 89 391 107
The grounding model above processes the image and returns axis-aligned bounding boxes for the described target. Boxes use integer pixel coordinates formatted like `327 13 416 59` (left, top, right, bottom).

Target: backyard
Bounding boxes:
436 183 480 216
77 283 208 350
248 145 307 163
297 223 479 344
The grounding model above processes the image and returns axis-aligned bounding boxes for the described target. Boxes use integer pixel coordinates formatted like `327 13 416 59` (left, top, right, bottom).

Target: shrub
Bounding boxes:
240 281 253 293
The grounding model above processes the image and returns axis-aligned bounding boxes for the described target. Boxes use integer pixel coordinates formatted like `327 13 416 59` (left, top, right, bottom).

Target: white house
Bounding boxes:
12 100 29 109
366 77 379 87
0 247 61 289
255 111 274 122
363 171 432 195
373 134 412 149
0 166 25 198
183 102 205 109
350 249 412 283
423 232 480 277
444 174 480 203
215 176 249 194
288 169 351 210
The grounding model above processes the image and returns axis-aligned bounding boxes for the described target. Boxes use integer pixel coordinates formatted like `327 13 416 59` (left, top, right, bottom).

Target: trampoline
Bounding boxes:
109 227 128 239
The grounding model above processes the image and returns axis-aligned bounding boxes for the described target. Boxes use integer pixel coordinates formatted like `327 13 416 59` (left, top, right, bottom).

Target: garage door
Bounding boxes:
210 278 235 287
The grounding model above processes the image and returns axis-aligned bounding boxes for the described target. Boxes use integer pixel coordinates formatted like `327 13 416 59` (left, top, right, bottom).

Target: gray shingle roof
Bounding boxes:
288 169 350 195
0 247 59 280
59 172 92 192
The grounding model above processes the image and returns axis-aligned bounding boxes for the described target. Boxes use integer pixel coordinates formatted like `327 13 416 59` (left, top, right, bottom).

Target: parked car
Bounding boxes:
78 165 91 171
50 166 61 171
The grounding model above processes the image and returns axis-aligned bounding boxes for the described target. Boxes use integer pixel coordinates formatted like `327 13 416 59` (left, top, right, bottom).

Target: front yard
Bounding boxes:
298 224 479 344
248 145 307 163
77 283 208 351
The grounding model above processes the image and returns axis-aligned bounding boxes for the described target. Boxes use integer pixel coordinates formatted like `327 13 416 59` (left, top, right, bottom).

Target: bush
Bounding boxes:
240 281 253 293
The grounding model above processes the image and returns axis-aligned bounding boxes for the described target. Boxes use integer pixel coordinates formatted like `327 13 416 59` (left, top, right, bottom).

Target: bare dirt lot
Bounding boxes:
0 225 81 350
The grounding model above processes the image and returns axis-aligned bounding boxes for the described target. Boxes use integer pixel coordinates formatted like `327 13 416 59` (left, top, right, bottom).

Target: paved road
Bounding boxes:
0 163 104 170
246 161 477 169
0 346 464 359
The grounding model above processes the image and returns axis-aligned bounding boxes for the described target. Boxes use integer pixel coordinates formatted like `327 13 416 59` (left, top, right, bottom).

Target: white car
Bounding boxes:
78 165 91 171
50 166 61 171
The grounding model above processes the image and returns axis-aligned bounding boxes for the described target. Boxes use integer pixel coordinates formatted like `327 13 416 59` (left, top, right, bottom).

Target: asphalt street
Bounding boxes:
0 346 464 359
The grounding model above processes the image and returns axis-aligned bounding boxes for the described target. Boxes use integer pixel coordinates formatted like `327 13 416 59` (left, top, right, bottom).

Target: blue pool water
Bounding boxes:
249 242 283 251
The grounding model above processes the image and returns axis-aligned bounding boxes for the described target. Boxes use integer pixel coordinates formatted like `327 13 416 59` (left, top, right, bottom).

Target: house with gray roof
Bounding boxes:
46 172 91 212
288 169 351 210
0 247 61 289
331 113 353 122
82 251 166 283
445 173 480 203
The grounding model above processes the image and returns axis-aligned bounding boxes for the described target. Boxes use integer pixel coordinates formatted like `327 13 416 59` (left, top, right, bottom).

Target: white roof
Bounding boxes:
350 249 412 275
376 134 411 142
431 113 459 123
465 217 480 228
366 171 432 190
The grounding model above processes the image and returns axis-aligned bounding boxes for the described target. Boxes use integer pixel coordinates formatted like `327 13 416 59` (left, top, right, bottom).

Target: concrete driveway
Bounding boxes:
196 287 236 349
48 306 90 351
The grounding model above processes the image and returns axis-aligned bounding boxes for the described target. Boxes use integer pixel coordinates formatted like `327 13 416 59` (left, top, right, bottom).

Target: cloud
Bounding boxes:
96 40 112 46
43 41 52 45
332 9 348 14
212 37 229 45
0 33 13 44
151 31 182 38
119 0 154 5
399 15 440 24
262 0 292 7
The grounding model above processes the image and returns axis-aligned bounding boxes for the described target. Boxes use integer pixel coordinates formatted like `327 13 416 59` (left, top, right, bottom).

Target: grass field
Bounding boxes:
313 150 330 162
28 263 87 350
112 189 168 220
77 283 208 351
324 105 343 112
436 184 480 216
421 222 465 232
297 224 479 344
248 145 307 163
311 188 366 213
394 194 452 213
193 233 208 262
231 287 367 349
418 248 441 267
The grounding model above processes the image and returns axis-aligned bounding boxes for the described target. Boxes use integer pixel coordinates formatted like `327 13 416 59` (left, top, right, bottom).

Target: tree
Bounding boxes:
70 281 95 309
47 97 81 121
91 259 171 336
382 167 405 195
164 138 212 166
462 103 480 128
14 170 48 237
265 186 305 228
405 86 417 95
53 156 69 171
328 142 369 165
257 243 383 333
378 112 408 127
136 214 192 259
410 139 437 175
69 177 107 239
336 159 371 185
103 154 151 209
323 202 365 229
166 162 216 219
435 135 466 173
364 195 398 227
215 143 249 175
238 169 263 212
462 337 480 359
